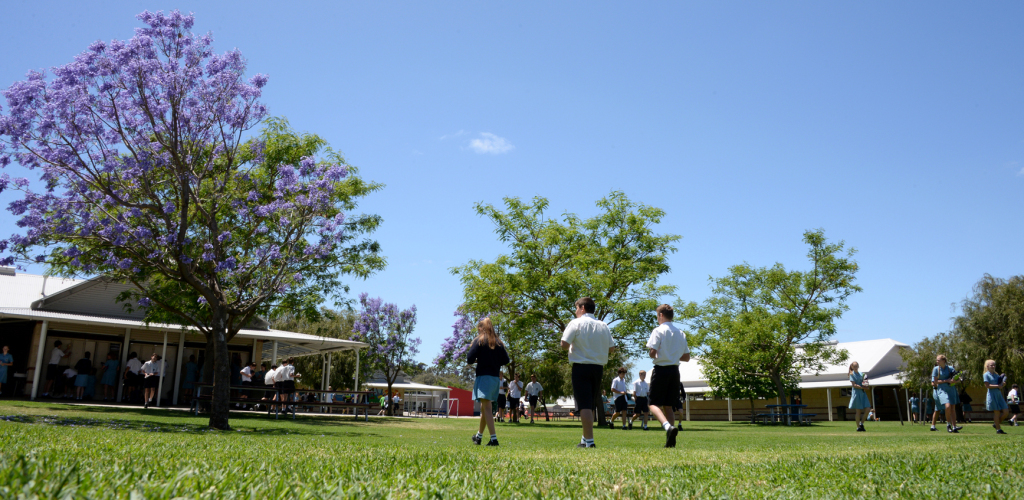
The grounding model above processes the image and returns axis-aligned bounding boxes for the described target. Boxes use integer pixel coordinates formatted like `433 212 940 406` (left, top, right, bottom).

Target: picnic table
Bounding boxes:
191 384 374 421
753 404 816 425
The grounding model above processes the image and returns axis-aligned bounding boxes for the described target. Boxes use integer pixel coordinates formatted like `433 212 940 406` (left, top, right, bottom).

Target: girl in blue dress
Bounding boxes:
984 359 1008 435
909 395 920 423
0 345 13 396
931 354 961 433
98 353 119 401
847 362 871 431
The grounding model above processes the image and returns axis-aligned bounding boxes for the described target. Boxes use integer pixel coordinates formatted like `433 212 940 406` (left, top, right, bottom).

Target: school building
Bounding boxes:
679 339 921 422
0 269 366 405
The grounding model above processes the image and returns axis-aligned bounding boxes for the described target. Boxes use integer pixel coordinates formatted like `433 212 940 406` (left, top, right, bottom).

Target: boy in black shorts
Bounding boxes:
646 305 691 448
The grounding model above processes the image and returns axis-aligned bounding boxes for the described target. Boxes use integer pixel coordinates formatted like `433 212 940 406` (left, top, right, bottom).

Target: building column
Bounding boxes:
156 331 168 407
727 397 733 422
827 388 833 421
272 341 278 366
685 396 690 421
355 349 360 390
172 331 186 406
116 328 131 402
326 353 333 389
30 320 49 400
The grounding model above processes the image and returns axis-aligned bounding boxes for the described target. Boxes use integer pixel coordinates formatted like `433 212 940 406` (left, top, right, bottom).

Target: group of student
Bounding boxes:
492 372 544 423
467 299 690 449
848 354 1017 435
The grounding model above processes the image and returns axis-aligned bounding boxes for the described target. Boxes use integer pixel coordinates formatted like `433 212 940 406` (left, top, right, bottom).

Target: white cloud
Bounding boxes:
439 130 467 141
1018 166 1024 177
468 132 515 154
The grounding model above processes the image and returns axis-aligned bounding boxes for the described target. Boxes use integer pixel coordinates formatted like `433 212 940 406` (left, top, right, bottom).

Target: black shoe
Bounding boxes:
953 426 963 431
576 442 596 448
996 429 1007 434
628 423 633 430
930 426 936 431
144 400 149 409
485 439 499 446
665 426 678 448
947 427 958 433
856 425 865 432
472 434 482 445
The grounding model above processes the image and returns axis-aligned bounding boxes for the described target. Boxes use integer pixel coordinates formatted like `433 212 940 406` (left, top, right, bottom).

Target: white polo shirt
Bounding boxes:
241 366 252 383
509 380 524 399
50 347 65 365
525 381 543 397
498 379 507 395
633 380 649 398
63 367 77 378
264 367 278 385
647 321 690 366
275 364 295 382
141 359 161 376
126 358 143 374
560 313 613 365
611 377 628 396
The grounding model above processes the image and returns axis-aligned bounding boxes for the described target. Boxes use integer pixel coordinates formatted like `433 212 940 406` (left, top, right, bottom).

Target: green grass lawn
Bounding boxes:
1 401 1022 499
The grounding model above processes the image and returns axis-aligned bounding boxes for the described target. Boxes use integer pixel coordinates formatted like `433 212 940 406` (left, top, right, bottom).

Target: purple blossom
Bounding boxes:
138 297 151 307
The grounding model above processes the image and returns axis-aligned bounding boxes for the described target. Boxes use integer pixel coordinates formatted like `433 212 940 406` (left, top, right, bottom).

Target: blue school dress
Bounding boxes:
924 397 934 414
99 359 119 386
909 396 920 413
0 352 11 384
985 372 1009 411
932 366 954 406
848 372 871 410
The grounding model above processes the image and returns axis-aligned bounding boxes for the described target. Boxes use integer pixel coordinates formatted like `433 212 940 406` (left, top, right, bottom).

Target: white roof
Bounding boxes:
679 338 910 393
0 270 82 308
0 271 365 359
364 382 452 393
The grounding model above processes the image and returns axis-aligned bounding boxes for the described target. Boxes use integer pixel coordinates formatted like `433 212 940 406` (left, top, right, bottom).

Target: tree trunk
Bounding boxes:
386 379 394 417
773 375 787 404
749 397 755 420
208 308 231 430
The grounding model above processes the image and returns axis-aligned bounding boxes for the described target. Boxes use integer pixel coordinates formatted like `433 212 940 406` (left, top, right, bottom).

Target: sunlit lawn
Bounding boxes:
1 401 1022 499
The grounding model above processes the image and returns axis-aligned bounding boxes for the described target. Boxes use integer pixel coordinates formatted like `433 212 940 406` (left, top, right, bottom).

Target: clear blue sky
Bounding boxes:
2 2 1022 376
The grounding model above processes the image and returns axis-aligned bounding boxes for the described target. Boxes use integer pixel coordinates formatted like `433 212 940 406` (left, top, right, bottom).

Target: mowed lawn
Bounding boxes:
1 402 1022 499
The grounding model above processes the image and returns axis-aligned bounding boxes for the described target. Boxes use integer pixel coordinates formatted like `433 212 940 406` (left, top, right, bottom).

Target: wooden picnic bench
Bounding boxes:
191 384 374 421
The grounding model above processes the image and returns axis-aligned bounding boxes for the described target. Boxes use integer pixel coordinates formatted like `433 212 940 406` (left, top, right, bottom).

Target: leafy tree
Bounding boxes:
900 330 978 393
0 11 384 429
683 230 858 403
954 274 1024 383
351 293 419 416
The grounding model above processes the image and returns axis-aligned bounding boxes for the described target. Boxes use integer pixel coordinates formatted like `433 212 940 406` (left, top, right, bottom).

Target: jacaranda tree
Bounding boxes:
0 11 385 429
352 293 419 416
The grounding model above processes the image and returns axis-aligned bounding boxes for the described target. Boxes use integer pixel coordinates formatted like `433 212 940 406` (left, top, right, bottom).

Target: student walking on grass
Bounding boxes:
629 370 650 430
141 353 161 408
508 372 524 423
525 374 543 423
561 297 615 449
496 373 508 422
848 361 870 431
0 345 12 397
609 367 630 430
983 360 1009 435
1008 384 1021 427
909 394 920 423
932 354 961 433
646 304 691 448
467 317 510 447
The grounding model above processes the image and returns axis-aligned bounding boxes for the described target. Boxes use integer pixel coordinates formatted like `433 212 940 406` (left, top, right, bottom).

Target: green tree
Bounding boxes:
900 330 978 393
449 191 679 406
954 274 1024 383
684 230 858 403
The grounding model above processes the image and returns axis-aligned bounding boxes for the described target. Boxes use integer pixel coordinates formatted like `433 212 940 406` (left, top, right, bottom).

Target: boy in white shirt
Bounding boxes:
629 370 650 430
646 304 690 448
525 374 544 423
508 372 524 423
496 374 508 422
141 353 162 408
274 358 300 413
262 364 278 411
560 297 615 449
609 367 630 430
43 340 71 397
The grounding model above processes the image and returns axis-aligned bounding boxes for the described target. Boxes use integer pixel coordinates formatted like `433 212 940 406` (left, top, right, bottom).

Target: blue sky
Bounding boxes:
2 2 1022 376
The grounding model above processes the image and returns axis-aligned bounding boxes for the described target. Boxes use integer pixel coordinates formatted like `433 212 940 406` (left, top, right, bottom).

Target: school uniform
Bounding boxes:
985 373 1008 411
497 379 508 415
561 313 613 412
74 358 93 388
1008 388 1021 415
275 364 296 394
508 380 524 408
141 360 161 389
525 381 543 408
46 347 66 382
847 372 870 410
611 377 629 412
931 366 954 407
466 338 509 402
647 322 689 408
909 396 920 414
632 380 650 414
